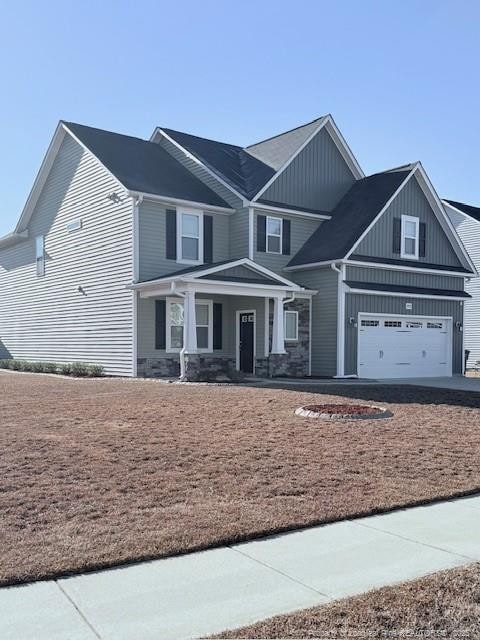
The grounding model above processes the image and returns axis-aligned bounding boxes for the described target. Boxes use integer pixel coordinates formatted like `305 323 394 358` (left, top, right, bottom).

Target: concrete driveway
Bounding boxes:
261 376 480 393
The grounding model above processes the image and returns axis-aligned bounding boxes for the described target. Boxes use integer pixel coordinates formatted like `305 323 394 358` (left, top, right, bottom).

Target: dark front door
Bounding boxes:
239 312 255 374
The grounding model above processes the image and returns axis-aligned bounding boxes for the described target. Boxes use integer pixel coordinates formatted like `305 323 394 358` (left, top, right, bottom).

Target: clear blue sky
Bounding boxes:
0 0 478 235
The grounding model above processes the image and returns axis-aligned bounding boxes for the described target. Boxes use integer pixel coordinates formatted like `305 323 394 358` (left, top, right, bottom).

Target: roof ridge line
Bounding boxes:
159 126 243 150
61 120 155 145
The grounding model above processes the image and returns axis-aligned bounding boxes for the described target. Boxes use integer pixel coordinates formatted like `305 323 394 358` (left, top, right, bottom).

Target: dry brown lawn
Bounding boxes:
218 563 480 638
1 371 480 586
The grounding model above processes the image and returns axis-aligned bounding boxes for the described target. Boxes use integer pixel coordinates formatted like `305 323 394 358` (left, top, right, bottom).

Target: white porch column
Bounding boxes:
183 290 197 353
271 295 286 354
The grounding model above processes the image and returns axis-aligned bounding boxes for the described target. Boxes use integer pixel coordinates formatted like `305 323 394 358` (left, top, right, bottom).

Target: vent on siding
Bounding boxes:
66 219 82 233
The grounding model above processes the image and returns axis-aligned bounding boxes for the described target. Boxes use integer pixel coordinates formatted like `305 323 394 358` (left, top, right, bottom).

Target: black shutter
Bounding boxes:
166 209 177 260
204 215 213 263
419 222 426 258
155 300 166 350
392 217 401 254
213 303 222 350
257 215 266 252
282 219 291 255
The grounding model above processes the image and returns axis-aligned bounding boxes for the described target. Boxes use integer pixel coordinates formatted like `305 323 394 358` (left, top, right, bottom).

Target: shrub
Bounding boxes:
10 360 23 371
59 363 72 376
70 362 90 377
0 359 11 369
31 362 46 373
43 362 58 374
87 364 104 377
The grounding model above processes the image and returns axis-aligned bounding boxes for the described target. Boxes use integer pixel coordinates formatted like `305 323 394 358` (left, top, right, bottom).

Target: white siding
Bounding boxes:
447 207 480 366
0 133 134 375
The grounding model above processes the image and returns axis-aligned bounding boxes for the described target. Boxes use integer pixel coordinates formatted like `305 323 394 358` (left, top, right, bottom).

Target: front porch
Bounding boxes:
130 259 313 380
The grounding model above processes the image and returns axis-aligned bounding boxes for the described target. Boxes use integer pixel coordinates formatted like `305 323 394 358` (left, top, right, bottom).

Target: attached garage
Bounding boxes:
358 314 452 378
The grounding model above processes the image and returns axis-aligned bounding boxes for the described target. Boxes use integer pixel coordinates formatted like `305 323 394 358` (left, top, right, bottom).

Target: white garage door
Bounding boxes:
358 315 452 378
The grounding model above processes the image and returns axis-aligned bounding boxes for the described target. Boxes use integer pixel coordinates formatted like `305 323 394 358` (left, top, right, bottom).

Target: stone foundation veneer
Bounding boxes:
137 298 310 380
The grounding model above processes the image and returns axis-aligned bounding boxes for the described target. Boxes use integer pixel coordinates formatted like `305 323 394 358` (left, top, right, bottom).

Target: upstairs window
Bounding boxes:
177 210 203 264
35 235 45 277
266 216 282 254
401 215 419 259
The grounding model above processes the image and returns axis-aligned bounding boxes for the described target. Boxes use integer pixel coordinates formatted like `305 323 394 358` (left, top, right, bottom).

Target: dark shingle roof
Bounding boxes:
349 254 472 273
344 280 471 298
256 198 330 216
160 128 276 200
445 200 480 223
138 260 280 286
287 169 411 267
63 122 230 208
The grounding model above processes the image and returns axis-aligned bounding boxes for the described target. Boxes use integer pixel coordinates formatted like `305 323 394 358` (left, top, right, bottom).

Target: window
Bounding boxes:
361 320 379 327
166 298 212 352
266 216 282 254
177 209 203 264
401 215 419 259
384 320 401 328
406 321 423 329
427 322 443 329
284 310 298 341
35 235 45 276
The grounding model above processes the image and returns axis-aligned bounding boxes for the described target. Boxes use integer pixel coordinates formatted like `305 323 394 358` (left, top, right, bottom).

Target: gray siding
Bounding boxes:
346 265 464 291
0 133 134 375
230 207 250 259
253 210 322 274
356 177 463 269
138 200 230 281
157 135 243 209
447 207 480 366
295 267 338 376
260 127 356 211
137 293 267 361
344 294 464 375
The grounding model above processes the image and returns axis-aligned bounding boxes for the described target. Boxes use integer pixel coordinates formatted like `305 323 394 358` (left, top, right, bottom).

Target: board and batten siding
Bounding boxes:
138 200 230 281
446 206 480 366
229 207 250 260
0 133 134 375
295 267 338 376
253 210 322 274
346 265 464 291
344 294 464 376
260 127 356 212
157 135 243 209
355 177 463 269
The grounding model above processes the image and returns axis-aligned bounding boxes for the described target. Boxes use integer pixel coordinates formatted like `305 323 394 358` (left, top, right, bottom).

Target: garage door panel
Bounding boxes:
358 315 452 378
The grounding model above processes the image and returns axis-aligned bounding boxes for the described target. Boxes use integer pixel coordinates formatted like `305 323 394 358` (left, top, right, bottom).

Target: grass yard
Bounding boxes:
217 563 480 638
1 371 480 586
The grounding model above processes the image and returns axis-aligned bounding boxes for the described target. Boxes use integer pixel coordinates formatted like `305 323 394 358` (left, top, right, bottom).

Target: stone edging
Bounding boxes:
295 405 393 420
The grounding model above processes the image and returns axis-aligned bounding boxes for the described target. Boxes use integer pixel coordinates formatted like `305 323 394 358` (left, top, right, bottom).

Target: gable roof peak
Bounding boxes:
245 115 328 149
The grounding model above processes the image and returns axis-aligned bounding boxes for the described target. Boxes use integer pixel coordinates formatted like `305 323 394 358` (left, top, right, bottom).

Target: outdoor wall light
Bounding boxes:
455 321 463 332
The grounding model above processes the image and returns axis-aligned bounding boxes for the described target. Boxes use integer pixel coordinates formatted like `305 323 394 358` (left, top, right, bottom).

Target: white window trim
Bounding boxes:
165 297 213 353
35 234 45 277
401 214 420 260
284 310 298 341
177 208 204 265
266 215 282 254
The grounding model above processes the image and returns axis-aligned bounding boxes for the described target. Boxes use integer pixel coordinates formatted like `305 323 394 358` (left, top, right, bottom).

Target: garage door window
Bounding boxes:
384 320 401 327
427 322 443 329
361 319 379 327
406 321 423 329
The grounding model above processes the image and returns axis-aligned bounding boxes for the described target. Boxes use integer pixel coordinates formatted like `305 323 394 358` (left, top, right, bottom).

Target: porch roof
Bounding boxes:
129 258 315 298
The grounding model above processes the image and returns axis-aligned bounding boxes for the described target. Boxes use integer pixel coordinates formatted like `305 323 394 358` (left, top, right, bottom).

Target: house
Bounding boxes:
0 116 475 380
443 200 480 369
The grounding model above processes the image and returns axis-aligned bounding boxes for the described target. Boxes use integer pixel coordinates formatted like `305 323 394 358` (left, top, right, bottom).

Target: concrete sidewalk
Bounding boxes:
2 496 479 640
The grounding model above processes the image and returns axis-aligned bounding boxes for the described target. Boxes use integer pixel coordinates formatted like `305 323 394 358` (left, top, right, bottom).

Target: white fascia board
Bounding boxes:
345 259 472 278
252 203 331 221
324 116 364 179
251 117 328 202
14 123 67 232
346 286 468 302
442 200 479 224
127 190 234 215
0 230 29 248
345 166 416 259
151 128 248 205
415 164 477 275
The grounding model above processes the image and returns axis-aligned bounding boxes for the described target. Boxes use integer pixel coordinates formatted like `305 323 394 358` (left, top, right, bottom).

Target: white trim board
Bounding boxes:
346 287 468 302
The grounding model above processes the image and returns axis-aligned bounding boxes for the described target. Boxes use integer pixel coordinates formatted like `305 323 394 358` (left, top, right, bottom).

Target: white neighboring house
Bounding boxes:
444 200 480 369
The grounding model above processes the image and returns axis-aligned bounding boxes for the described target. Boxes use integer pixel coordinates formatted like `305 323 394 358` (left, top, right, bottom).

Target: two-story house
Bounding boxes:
0 116 475 379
